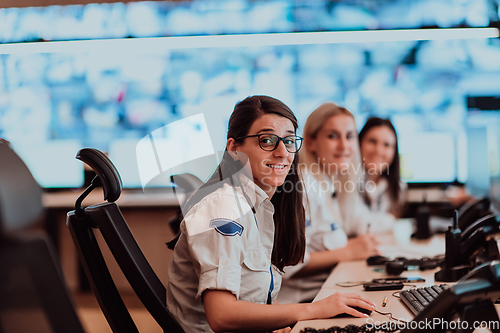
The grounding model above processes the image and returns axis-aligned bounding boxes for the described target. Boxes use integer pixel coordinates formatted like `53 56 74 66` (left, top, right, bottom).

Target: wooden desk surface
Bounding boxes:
320 231 445 291
42 186 461 209
290 230 499 333
293 290 499 333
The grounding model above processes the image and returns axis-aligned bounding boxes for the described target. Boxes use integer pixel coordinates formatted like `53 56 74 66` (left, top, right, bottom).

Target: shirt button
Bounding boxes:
262 262 266 267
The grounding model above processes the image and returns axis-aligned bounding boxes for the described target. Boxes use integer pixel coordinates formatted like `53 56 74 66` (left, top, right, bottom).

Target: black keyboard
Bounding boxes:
366 255 444 270
393 256 444 269
400 284 450 315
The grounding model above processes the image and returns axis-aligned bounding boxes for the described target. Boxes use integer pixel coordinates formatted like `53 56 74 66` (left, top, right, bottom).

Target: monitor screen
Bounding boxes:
491 175 500 215
10 140 84 189
488 124 500 214
109 113 218 188
0 1 499 188
466 127 491 196
398 132 456 184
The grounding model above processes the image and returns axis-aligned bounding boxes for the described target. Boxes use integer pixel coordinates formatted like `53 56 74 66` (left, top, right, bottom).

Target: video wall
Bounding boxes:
1 0 500 188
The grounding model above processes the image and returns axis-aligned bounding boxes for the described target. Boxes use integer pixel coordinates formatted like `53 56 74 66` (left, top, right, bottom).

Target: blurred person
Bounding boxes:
278 102 394 304
358 117 407 218
167 96 376 333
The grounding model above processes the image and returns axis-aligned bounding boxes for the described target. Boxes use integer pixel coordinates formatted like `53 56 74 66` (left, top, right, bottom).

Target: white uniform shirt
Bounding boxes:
167 175 281 333
278 169 397 304
365 178 407 217
342 184 397 237
278 169 348 304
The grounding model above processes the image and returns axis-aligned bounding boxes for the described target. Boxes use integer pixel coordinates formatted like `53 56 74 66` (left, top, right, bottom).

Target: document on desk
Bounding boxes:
376 233 445 258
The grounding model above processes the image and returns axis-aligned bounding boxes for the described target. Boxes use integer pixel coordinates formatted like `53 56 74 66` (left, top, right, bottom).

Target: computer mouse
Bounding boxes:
385 261 406 275
332 306 373 318
366 255 390 266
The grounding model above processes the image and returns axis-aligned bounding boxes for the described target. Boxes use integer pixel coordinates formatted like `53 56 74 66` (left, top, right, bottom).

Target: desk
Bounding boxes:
290 231 499 333
42 187 183 209
42 188 182 291
42 188 183 251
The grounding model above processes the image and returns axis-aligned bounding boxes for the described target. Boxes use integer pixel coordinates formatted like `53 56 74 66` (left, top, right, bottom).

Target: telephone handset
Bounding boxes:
458 196 491 231
461 213 499 240
435 212 499 282
461 214 500 264
402 261 500 333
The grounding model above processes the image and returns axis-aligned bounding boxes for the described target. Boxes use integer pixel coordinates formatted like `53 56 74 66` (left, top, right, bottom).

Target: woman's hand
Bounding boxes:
344 235 380 260
271 327 292 333
311 292 376 319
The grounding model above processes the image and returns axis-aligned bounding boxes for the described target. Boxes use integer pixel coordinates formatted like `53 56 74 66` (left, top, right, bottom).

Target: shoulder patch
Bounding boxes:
209 218 244 236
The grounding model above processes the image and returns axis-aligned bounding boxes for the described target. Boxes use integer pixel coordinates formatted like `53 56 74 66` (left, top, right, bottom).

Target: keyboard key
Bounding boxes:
400 284 448 315
431 285 443 293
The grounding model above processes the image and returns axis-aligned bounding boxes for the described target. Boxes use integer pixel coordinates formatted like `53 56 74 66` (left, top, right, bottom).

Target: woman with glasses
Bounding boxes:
167 96 375 333
278 102 394 305
358 117 406 218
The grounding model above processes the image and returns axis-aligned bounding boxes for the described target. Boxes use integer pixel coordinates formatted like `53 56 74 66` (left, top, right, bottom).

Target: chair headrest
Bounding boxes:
76 148 122 202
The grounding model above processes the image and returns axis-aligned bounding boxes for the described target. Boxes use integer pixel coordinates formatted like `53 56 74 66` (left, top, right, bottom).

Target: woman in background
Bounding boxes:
167 96 375 333
358 117 406 218
278 102 395 304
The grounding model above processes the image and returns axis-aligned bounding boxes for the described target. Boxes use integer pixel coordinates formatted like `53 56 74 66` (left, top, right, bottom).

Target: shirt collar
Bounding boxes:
302 168 336 198
236 171 269 210
374 177 388 194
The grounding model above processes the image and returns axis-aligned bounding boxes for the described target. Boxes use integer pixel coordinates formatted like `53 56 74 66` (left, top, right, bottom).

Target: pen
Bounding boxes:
382 296 388 307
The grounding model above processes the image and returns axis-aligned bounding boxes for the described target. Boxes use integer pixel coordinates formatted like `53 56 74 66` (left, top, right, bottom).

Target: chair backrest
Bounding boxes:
0 141 43 234
0 141 84 333
171 173 204 196
0 234 86 333
66 148 184 333
168 173 204 235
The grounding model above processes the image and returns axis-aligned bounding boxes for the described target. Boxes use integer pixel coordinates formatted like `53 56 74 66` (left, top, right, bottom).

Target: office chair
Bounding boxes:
0 141 85 333
66 148 185 333
0 234 86 333
168 173 203 235
0 140 43 233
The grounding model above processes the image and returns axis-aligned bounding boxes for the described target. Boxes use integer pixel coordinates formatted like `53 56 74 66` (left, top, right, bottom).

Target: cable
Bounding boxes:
373 309 410 325
391 291 401 298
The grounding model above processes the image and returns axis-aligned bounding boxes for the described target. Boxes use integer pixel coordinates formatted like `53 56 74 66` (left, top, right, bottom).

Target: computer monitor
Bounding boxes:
0 1 498 192
9 140 85 190
109 113 217 189
398 132 456 184
108 139 146 189
488 125 500 215
466 127 491 196
491 176 500 216
464 122 500 215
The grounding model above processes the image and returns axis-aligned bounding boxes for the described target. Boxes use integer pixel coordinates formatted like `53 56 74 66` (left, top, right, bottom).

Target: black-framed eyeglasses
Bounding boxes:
235 134 303 153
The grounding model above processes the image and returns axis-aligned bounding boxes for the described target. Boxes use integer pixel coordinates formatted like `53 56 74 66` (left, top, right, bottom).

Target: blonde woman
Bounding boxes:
278 102 394 304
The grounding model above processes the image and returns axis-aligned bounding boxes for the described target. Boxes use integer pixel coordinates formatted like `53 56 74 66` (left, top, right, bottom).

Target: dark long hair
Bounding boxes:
181 96 306 272
358 117 403 216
